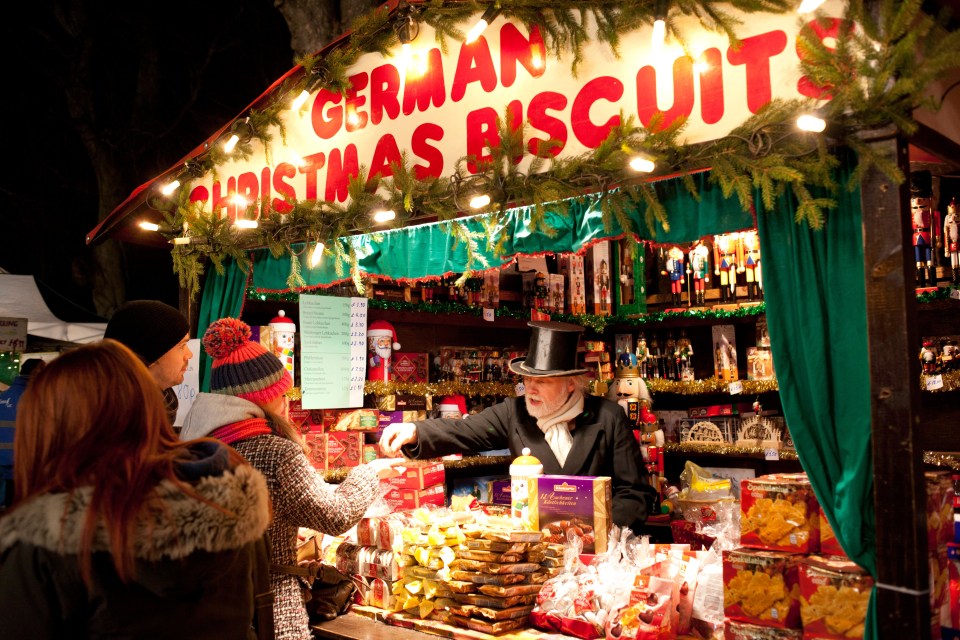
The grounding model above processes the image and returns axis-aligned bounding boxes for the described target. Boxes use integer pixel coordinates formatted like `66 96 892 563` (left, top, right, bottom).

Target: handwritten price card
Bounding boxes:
300 296 367 409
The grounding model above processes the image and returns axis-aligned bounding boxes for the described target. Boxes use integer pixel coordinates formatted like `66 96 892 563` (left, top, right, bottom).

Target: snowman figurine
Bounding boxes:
269 310 296 382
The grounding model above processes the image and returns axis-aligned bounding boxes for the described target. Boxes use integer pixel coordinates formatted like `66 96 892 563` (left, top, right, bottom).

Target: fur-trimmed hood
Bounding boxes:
0 463 270 561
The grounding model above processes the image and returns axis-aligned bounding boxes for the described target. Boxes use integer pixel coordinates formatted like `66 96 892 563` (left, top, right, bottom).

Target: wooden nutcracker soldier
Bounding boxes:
944 198 960 286
713 232 743 303
912 194 939 288
741 230 762 300
687 239 710 306
635 331 650 378
606 353 662 480
661 246 686 306
596 260 611 313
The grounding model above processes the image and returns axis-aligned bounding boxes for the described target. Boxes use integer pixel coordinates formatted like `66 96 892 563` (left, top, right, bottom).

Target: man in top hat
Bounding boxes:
104 300 193 424
380 321 658 534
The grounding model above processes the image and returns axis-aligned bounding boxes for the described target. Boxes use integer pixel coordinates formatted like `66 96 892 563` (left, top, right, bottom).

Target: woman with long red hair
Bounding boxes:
0 340 272 639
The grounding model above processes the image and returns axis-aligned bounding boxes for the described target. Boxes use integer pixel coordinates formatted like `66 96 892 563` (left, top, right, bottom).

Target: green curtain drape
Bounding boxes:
196 256 249 391
756 155 877 639
250 172 755 291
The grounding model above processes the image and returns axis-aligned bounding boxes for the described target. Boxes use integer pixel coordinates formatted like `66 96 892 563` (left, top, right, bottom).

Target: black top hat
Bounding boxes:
508 321 589 378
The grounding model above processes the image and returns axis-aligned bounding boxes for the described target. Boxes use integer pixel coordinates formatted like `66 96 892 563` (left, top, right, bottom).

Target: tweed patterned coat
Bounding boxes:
0 442 271 639
183 393 381 640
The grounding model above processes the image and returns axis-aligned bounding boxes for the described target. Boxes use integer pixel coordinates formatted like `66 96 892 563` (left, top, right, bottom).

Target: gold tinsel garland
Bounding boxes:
923 451 960 471
645 377 779 395
664 442 800 460
364 380 517 398
322 455 512 483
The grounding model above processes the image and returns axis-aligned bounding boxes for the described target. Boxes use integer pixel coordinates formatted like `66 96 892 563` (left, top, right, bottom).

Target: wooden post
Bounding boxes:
179 285 200 339
859 129 931 639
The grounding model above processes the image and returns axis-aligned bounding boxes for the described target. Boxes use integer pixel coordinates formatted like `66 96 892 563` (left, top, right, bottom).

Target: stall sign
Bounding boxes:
0 318 27 353
184 1 850 219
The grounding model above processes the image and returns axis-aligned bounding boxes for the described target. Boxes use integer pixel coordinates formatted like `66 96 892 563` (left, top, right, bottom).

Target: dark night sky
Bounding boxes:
0 1 295 320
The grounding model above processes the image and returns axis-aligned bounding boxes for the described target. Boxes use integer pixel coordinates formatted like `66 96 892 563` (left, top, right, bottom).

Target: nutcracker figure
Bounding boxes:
912 195 938 288
944 198 960 286
596 260 611 313
741 230 762 300
367 320 401 382
713 233 743 303
618 241 636 306
606 353 662 477
635 331 649 378
676 329 694 380
687 239 710 306
661 246 686 306
421 279 435 303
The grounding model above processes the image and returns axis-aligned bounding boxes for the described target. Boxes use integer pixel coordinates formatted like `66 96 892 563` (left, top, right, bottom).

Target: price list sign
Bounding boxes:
299 296 367 409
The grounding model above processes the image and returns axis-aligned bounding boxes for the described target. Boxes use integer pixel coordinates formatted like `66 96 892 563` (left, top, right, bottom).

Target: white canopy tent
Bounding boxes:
0 274 106 344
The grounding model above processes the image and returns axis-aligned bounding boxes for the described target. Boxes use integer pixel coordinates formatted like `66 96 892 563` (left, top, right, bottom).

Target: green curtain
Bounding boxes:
756 156 877 639
250 172 755 291
196 256 249 391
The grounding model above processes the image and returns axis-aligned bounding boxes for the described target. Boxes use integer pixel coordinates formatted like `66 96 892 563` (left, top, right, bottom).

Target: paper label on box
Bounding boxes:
483 308 495 321
764 448 780 461
729 381 743 395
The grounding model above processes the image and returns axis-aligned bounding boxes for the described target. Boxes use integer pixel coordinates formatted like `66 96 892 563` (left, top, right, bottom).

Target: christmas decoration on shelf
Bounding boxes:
923 451 960 471
921 369 960 393
364 379 517 398
664 442 799 460
139 2 960 297
645 377 779 395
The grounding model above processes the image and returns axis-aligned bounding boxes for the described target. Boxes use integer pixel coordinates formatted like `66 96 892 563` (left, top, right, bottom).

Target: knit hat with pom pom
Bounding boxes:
203 317 292 406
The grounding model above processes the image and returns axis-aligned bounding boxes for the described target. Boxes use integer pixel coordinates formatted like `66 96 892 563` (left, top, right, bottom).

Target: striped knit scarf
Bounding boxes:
210 418 274 445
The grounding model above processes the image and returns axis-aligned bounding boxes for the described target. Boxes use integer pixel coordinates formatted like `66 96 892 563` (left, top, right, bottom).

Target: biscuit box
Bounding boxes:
391 352 429 383
798 555 873 639
305 432 364 471
927 470 956 549
529 475 612 554
382 459 445 490
723 548 801 629
383 483 446 511
487 479 511 506
287 399 325 433
740 473 821 554
946 543 959 638
818 511 847 558
325 408 380 431
724 620 803 639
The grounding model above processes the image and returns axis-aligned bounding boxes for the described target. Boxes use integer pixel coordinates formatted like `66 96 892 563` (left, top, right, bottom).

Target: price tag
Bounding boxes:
728 381 743 395
764 448 780 461
925 374 944 391
483 308 495 322
515 382 526 396
951 288 960 300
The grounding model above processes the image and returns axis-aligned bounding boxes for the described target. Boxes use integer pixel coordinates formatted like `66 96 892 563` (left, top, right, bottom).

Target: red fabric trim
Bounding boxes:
210 418 273 445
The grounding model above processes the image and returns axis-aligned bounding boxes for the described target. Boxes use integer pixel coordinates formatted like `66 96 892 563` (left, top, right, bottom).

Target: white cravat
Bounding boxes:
536 392 584 467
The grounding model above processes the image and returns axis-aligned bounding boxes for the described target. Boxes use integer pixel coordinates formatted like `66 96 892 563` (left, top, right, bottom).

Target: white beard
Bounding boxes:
525 391 569 418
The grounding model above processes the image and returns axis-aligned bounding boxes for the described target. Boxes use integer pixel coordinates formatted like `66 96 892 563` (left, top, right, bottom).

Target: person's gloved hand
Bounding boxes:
378 422 418 457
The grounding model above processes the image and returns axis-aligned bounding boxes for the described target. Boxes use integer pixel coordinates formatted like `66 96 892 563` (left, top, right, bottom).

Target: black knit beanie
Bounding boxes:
104 300 190 365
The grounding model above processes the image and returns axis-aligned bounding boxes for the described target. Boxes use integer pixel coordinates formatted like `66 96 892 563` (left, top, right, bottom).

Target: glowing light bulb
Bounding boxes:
373 209 397 223
466 19 489 44
139 221 160 232
693 59 710 73
469 194 491 209
161 180 181 196
347 110 360 127
223 134 240 153
797 0 826 14
231 194 248 208
291 89 310 111
531 48 544 70
310 241 325 267
172 237 191 245
629 156 655 173
234 219 258 229
796 114 826 132
289 152 306 167
652 19 666 48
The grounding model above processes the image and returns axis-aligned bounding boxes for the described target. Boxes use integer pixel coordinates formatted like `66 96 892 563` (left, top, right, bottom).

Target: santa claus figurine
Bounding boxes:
367 320 401 382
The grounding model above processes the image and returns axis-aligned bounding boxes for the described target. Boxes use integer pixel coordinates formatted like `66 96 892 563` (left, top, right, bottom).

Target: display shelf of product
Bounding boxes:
664 442 799 461
322 456 512 484
645 377 778 395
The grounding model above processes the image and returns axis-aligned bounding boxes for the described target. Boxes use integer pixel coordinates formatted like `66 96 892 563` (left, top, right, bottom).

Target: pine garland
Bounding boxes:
148 1 960 297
